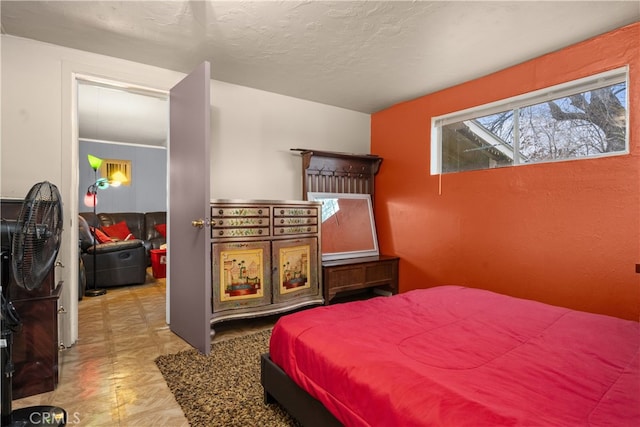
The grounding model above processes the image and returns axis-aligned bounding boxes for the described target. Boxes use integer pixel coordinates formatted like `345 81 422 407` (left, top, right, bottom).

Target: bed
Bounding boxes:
261 285 640 426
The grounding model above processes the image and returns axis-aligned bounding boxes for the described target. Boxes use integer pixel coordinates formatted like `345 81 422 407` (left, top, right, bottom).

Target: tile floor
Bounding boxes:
12 270 276 426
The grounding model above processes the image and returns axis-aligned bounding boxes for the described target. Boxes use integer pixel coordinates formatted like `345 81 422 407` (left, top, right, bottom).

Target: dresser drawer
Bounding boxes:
324 265 365 289
322 256 399 303
273 225 318 236
212 227 269 238
212 217 270 228
273 216 317 226
273 206 318 217
211 206 269 218
364 261 396 283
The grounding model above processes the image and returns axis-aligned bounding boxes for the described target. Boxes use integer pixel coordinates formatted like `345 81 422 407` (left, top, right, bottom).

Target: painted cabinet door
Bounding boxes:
271 237 320 304
211 241 272 312
168 62 212 354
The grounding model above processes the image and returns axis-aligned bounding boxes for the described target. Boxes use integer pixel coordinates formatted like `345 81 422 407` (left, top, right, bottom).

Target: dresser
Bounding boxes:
8 264 63 400
210 200 323 323
2 198 63 400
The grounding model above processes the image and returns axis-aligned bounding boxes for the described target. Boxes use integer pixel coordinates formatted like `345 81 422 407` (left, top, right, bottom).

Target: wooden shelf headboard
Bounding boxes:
293 149 383 202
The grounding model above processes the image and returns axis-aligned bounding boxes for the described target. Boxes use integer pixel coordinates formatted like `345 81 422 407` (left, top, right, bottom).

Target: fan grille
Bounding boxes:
11 181 63 291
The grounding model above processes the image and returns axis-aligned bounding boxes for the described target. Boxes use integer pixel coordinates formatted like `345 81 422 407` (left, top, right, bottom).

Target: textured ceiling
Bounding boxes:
2 1 639 115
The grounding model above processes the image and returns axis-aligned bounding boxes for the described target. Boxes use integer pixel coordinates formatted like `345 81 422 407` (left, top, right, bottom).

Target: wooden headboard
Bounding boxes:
293 149 383 202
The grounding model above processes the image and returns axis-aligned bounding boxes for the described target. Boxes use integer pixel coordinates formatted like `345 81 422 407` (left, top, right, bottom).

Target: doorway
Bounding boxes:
75 77 169 324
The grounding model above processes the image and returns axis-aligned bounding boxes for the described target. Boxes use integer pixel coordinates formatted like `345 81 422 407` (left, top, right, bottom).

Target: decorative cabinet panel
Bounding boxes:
271 237 319 304
210 200 323 325
212 240 272 312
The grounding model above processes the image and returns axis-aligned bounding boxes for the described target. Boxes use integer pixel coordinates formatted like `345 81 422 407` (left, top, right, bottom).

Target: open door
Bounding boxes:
168 62 212 354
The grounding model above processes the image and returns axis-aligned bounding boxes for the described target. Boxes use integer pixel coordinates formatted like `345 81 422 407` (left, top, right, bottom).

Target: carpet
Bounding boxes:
155 329 298 426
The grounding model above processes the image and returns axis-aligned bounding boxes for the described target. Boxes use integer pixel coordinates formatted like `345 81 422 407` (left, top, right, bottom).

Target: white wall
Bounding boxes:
210 80 371 200
1 34 370 346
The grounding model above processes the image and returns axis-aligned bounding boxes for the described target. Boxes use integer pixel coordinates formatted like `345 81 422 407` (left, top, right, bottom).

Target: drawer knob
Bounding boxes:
219 230 224 236
219 209 224 215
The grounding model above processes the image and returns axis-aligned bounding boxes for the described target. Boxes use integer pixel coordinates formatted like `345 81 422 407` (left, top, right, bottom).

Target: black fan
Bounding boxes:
1 181 66 426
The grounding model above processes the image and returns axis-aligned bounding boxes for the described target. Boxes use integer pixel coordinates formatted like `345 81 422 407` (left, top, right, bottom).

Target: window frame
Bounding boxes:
431 67 629 175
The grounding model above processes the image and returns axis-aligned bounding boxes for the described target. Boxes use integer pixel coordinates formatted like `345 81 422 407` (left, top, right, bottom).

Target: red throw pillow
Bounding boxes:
90 227 113 243
102 221 135 241
154 223 167 238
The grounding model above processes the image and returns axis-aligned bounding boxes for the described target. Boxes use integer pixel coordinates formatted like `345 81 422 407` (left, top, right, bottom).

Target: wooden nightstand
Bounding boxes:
322 255 399 304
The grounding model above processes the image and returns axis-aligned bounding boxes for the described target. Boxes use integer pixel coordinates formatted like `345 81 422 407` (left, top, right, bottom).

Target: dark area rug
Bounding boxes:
155 329 298 426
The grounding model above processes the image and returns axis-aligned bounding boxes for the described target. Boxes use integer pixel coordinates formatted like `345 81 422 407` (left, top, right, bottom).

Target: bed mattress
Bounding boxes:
269 286 640 426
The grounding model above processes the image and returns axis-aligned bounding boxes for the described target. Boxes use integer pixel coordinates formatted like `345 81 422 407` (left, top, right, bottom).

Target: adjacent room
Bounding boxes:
1 1 638 426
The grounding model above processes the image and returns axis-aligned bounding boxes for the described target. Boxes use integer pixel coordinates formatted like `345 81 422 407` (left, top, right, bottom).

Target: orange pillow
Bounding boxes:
154 223 167 238
102 221 134 241
90 226 113 243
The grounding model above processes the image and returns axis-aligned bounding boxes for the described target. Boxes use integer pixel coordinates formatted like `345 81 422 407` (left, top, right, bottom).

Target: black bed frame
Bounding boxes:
261 353 342 427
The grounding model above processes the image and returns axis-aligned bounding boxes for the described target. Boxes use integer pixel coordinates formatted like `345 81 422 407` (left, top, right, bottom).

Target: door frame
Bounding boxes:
64 69 170 346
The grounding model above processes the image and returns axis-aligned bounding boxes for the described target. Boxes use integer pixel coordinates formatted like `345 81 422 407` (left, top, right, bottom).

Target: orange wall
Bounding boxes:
371 23 640 321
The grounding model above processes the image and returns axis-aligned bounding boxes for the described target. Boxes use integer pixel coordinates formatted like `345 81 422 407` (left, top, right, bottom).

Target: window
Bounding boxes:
100 158 132 186
431 67 628 174
320 198 340 221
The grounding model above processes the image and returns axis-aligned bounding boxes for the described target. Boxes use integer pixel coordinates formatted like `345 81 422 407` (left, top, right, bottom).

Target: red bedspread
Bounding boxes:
269 286 640 426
